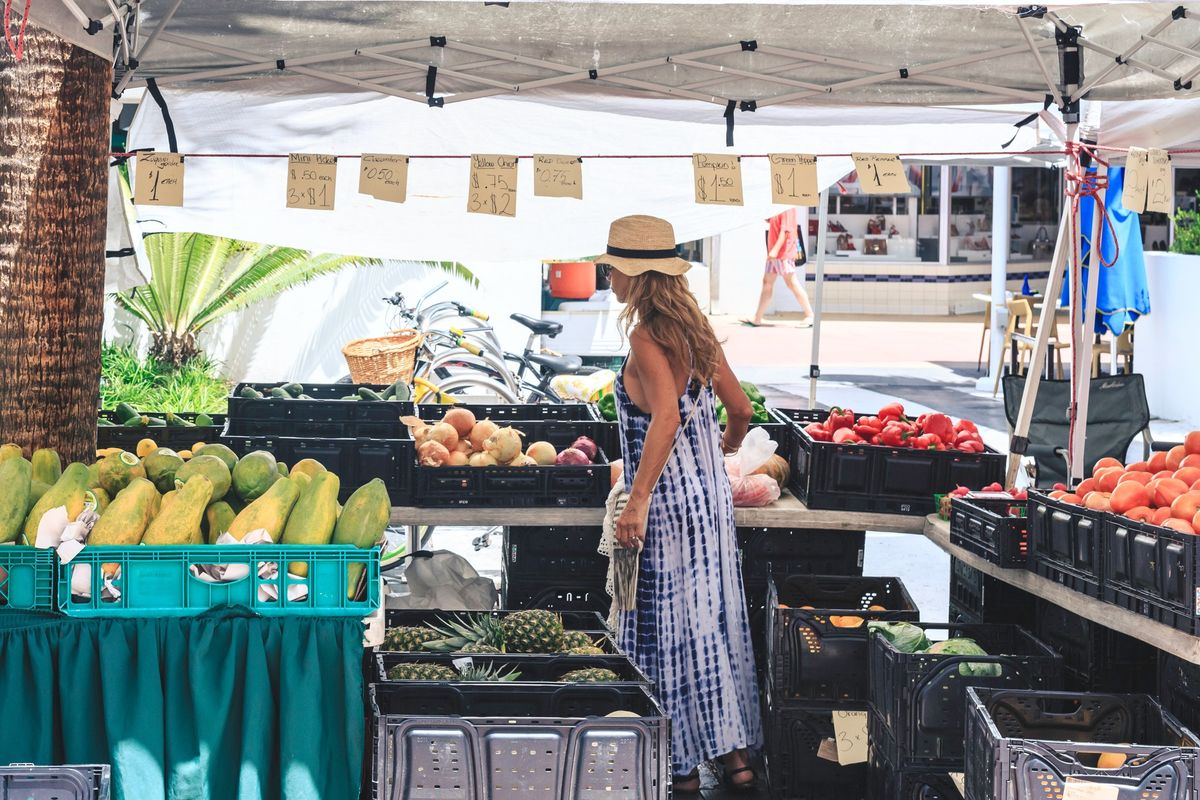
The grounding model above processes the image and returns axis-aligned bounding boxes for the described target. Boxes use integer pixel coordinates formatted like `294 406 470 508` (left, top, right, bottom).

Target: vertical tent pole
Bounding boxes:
985 167 1012 389
808 188 831 409
1069 160 1108 481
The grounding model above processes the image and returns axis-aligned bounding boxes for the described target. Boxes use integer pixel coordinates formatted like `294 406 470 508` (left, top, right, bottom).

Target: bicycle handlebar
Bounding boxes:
457 338 483 356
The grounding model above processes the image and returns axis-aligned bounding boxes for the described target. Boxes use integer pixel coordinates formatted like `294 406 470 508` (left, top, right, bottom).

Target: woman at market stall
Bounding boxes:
601 214 762 794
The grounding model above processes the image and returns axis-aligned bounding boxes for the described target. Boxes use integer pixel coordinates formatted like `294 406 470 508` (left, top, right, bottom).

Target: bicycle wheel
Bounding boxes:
418 374 520 403
420 350 519 394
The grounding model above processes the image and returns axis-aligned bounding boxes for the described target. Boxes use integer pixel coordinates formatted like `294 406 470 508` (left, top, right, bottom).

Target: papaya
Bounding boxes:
88 478 160 548
94 451 141 496
27 480 49 515
283 471 341 576
332 479 391 597
232 451 280 502
226 476 301 542
136 438 158 458
30 449 62 485
0 443 24 463
0 457 32 543
203 500 237 544
195 442 237 472
85 487 110 515
143 451 185 493
175 455 231 502
24 463 91 543
144 475 213 545
277 461 289 477
289 458 327 480
290 472 311 493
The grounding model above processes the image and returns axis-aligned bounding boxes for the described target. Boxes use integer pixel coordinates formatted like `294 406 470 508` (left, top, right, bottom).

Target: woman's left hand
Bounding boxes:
615 495 649 550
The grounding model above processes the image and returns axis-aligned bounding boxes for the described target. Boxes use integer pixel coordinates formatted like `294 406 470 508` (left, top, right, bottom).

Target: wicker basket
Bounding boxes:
342 329 422 385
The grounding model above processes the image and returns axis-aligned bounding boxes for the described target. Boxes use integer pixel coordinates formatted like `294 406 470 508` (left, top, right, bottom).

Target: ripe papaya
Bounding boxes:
290 472 311 493
332 479 390 598
283 471 341 576
0 457 32 543
175 455 231 502
196 443 238 472
24 463 91 542
203 500 237 544
226 476 301 542
232 451 280 502
289 458 327 480
88 478 160 547
94 451 142 496
143 451 185 493
85 487 110 515
0 443 24 464
144 475 213 545
30 449 62 485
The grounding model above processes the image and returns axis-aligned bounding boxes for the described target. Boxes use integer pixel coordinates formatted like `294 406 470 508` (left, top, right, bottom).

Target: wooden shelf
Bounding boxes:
923 515 1200 665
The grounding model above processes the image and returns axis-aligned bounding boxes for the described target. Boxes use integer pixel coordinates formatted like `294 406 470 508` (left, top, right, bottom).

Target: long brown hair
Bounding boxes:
619 271 722 385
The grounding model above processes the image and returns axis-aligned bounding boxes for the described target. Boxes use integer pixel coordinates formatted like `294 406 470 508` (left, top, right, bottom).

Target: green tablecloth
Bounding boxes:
0 607 364 800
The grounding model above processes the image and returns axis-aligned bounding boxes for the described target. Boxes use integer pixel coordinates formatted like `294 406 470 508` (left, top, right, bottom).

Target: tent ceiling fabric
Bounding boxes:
110 2 1200 107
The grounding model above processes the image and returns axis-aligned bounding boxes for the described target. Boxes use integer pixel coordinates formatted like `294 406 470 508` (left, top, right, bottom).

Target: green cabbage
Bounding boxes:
926 638 1002 677
868 622 929 654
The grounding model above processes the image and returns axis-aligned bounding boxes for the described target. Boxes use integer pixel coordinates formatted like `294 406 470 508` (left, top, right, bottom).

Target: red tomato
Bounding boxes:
1162 518 1196 534
1149 451 1170 473
1125 461 1152 473
1083 492 1112 511
1152 507 1174 525
1091 457 1123 475
1117 471 1153 486
1095 468 1124 493
1110 482 1151 515
1075 478 1098 498
1174 467 1200 487
1168 445 1189 471
1186 431 1200 455
1154 478 1190 508
1124 506 1154 522
1182 454 1200 470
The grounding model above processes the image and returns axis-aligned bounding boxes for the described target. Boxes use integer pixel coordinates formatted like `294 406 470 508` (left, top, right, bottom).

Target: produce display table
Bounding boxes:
922 514 1200 665
388 492 929 533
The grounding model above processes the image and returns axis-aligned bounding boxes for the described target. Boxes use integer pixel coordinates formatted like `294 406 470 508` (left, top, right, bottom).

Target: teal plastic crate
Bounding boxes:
58 545 379 618
0 546 58 612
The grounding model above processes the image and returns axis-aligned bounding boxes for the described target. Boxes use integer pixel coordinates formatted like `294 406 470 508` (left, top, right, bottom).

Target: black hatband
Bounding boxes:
606 245 677 259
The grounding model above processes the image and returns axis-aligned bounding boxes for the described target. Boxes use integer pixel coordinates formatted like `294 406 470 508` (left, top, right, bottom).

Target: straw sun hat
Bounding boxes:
600 215 692 277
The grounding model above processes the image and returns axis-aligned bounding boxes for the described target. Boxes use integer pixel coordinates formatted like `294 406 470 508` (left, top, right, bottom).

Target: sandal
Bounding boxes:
672 770 702 795
718 763 758 794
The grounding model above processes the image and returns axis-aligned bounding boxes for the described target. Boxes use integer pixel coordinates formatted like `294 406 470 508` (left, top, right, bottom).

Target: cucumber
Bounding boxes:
194 413 213 427
113 402 140 423
341 395 358 401
165 412 195 428
97 418 116 427
145 417 168 427
381 384 396 400
297 394 314 400
238 386 263 400
393 382 412 402
268 388 291 399
281 382 304 398
123 415 149 428
357 387 385 402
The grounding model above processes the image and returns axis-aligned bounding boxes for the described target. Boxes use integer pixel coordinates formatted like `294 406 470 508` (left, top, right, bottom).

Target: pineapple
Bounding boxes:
499 610 565 654
456 662 522 682
386 662 459 681
565 645 606 656
421 613 506 653
383 626 439 651
457 643 502 655
562 630 597 650
558 668 620 683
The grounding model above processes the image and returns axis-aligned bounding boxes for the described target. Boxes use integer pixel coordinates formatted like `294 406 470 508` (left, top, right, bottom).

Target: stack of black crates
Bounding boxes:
501 526 610 615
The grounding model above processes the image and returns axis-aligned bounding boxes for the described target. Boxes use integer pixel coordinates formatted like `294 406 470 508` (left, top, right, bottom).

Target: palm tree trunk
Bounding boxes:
0 26 110 463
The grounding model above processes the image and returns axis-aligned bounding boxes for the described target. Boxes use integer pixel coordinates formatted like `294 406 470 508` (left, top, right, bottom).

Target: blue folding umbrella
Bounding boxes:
1060 166 1151 334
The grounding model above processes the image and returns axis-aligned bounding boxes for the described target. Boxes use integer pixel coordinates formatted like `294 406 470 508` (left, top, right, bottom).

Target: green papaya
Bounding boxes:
0 444 23 463
232 450 280 502
30 449 61 485
143 451 185 493
144 475 213 545
26 480 49 515
290 472 311 493
194 413 213 427
203 500 237 544
85 487 110 515
282 471 341 576
175 455 232 502
277 462 289 477
23 463 91 543
226 476 301 542
194 442 237 472
332 479 390 598
94 451 141 496
357 387 385 402
113 402 140 423
238 386 263 400
87 478 160 546
281 382 304 398
0 457 32 543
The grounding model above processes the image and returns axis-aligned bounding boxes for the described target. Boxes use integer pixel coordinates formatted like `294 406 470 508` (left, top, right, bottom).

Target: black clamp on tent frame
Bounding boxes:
276 59 286 71
430 36 447 47
588 69 598 80
1175 77 1194 91
1003 94 1054 148
85 18 103 34
899 68 909 79
1174 5 1188 20
1009 435 1029 455
740 40 757 52
1017 6 1047 18
809 365 821 379
106 247 136 258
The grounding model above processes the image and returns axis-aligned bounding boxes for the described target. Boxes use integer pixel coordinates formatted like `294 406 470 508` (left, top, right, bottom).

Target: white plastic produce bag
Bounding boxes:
725 427 781 507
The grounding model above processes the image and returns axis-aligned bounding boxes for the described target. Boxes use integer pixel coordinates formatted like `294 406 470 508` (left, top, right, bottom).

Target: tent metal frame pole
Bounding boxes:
56 0 95 30
1016 14 1066 108
113 0 181 96
1074 37 1182 85
809 188 831 410
680 56 815 92
666 58 826 92
1074 7 1184 97
1069 160 1108 482
358 51 518 91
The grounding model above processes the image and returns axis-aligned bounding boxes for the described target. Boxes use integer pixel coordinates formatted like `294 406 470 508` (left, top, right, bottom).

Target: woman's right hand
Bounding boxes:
615 494 649 550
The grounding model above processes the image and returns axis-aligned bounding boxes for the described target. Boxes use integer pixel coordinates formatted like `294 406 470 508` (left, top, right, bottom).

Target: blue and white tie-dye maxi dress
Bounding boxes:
614 364 763 776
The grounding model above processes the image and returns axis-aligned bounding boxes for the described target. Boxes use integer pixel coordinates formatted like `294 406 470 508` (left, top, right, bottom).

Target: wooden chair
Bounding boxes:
977 300 991 372
1092 325 1134 376
994 298 1066 396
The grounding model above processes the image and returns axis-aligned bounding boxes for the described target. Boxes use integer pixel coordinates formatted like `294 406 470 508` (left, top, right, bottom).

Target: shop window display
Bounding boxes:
1011 167 1062 262
822 166 938 262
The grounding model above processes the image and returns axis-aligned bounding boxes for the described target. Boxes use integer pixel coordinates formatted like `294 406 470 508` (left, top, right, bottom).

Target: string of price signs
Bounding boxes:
129 147 1175 217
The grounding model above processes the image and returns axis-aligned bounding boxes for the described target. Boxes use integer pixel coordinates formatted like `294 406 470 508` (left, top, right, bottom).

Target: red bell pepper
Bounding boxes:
832 427 864 445
982 482 1004 493
955 418 978 434
957 439 985 454
854 416 883 439
955 430 982 447
921 413 955 443
804 423 832 442
950 485 971 497
879 424 910 449
913 433 945 450
878 402 906 423
825 407 855 433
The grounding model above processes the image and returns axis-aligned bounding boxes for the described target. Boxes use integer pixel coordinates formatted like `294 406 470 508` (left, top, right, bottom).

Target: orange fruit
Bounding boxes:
1149 451 1170 473
1126 461 1152 473
1173 492 1200 521
1162 518 1196 534
1168 445 1189 471
1152 507 1174 525
1096 752 1127 769
1083 492 1112 512
1117 471 1152 486
1175 467 1200 487
1181 454 1200 470
1153 478 1190 509
1092 457 1123 475
1095 468 1124 493
1154 470 1177 481
868 605 886 611
1076 478 1098 498
1049 490 1067 500
1186 431 1200 455
1110 482 1151 515
829 615 865 628
1060 493 1081 505
1124 506 1154 522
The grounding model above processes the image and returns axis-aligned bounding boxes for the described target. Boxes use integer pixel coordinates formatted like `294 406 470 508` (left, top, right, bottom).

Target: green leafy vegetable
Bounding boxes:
926 638 1002 677
868 621 929 654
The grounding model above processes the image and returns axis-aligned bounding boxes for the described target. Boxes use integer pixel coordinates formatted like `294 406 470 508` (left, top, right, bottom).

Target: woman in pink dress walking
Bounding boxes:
745 208 814 327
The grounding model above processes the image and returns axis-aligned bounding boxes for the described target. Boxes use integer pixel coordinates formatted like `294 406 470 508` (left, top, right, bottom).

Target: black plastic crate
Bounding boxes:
221 426 412 504
384 608 609 634
1033 598 1156 692
228 382 415 438
590 417 791 468
375 652 650 685
765 575 919 707
1026 491 1104 598
869 622 1063 767
948 558 1037 629
763 703 868 800
0 764 111 800
502 526 607 581
1159 653 1200 734
775 408 1005 516
738 528 865 585
964 688 1200 800
1102 511 1200 635
413 420 610 507
97 410 226 451
867 728 962 800
949 497 1029 567
502 578 610 616
418 402 598 421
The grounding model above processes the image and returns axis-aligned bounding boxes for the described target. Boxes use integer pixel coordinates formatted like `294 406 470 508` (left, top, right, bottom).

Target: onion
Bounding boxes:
469 452 499 467
508 454 537 467
418 440 451 467
555 448 591 466
470 419 499 451
610 459 624 488
442 407 477 439
526 441 557 466
570 436 599 462
446 450 469 467
455 439 473 454
412 424 432 446
426 421 460 451
484 426 524 463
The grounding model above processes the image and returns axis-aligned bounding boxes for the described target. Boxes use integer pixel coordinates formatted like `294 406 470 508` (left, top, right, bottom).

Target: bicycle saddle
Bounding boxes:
510 313 563 337
528 352 583 375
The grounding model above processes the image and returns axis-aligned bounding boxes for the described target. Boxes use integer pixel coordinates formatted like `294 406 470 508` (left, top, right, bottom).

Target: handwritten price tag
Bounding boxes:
1121 147 1149 213
851 153 912 195
693 154 744 206
769 154 819 206
534 154 582 199
134 152 184 206
832 710 868 766
287 153 337 211
1145 148 1172 214
468 154 518 217
359 154 409 203
1062 778 1120 800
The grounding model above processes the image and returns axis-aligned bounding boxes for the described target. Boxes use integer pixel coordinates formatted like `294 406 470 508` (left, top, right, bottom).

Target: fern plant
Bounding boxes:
1171 192 1200 256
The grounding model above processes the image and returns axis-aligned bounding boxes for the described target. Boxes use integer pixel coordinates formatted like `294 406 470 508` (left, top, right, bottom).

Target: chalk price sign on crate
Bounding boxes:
468 154 518 217
533 154 583 199
287 153 337 211
692 153 744 206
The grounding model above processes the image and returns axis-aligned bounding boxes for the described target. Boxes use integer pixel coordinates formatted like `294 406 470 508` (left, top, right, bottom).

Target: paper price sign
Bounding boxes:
1122 147 1149 213
1146 148 1172 214
1061 778 1120 800
134 152 184 206
832 710 868 766
468 154 518 217
851 153 912 195
287 153 337 211
769 153 819 206
693 154 744 206
359 154 409 203
534 154 583 199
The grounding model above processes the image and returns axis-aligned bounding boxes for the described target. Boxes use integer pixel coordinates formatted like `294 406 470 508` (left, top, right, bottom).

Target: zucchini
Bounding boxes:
165 412 195 428
145 416 168 427
357 387 385 402
281 382 304 398
113 402 140 423
238 386 263 400
194 413 213 427
123 415 149 428
268 388 291 399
